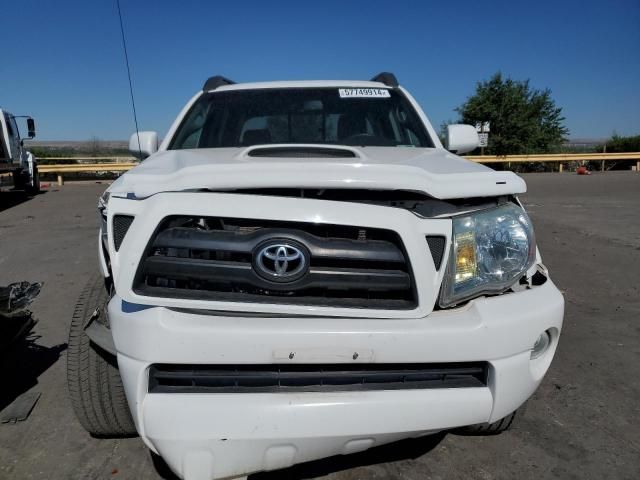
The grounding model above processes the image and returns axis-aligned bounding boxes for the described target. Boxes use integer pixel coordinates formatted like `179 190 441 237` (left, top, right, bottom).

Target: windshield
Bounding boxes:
169 88 434 149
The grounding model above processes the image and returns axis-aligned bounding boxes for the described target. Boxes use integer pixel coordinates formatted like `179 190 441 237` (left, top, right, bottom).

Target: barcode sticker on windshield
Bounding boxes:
339 88 390 98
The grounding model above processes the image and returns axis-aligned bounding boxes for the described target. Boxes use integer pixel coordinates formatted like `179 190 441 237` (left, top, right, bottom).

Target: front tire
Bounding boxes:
67 273 136 437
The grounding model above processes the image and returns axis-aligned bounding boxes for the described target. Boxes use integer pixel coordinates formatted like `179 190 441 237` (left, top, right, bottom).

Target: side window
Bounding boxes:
0 128 6 159
172 102 207 149
2 114 18 159
181 130 201 149
4 115 14 137
10 117 20 139
405 129 420 146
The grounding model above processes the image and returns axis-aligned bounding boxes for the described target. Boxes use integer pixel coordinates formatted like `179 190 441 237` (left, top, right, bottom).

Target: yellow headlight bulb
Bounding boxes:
454 231 477 283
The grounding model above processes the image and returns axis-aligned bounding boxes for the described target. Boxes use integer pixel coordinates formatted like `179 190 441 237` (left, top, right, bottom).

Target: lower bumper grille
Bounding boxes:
148 363 488 393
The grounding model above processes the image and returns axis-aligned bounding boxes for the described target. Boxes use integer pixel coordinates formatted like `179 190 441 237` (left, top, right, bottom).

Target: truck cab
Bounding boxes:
0 108 39 193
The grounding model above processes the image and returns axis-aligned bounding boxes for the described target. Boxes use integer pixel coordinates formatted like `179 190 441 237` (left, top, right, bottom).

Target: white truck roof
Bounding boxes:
211 80 391 92
203 72 400 92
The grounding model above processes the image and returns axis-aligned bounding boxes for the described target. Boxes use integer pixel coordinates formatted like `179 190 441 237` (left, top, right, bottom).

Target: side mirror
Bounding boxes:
444 124 479 154
26 118 36 139
129 131 158 160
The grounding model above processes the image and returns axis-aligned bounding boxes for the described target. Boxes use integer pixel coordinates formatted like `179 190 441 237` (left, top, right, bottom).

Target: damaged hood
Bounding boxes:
112 145 526 200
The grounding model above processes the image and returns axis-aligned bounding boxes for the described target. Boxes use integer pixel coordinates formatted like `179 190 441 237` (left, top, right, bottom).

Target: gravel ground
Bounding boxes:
0 172 638 480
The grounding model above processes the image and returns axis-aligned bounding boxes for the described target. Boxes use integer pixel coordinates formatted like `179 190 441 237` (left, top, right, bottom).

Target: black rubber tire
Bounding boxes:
67 272 137 437
11 168 39 195
26 165 40 195
460 404 526 435
11 170 26 190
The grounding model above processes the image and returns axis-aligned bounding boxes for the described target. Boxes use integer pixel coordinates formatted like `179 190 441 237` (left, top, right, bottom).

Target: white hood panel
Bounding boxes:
114 146 525 200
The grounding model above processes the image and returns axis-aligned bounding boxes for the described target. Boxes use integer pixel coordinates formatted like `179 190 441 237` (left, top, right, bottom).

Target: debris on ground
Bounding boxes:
0 392 41 424
0 282 42 351
0 282 42 317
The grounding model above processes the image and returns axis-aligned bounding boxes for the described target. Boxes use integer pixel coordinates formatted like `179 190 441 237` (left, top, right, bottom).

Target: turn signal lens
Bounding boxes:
454 231 477 283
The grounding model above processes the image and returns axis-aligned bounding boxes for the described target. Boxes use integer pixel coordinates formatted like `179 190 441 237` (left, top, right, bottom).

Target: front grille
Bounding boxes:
148 363 488 393
133 216 416 309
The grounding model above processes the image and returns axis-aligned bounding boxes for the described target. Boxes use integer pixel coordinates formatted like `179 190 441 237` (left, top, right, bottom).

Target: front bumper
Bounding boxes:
109 276 563 480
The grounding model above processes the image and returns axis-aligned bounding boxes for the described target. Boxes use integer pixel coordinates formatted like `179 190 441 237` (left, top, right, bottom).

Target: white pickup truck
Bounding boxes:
0 108 39 193
67 73 564 480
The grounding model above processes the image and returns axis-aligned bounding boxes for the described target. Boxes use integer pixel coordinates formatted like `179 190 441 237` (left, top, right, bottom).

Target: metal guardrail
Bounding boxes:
38 163 137 172
37 157 134 163
38 160 137 185
466 152 640 173
37 152 640 185
466 152 640 163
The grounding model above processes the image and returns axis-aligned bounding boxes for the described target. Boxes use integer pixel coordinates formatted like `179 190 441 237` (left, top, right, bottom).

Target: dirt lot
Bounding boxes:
0 173 638 480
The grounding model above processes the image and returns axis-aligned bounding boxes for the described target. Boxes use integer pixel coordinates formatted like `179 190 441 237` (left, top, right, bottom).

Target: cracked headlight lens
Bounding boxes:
98 191 110 244
98 190 110 216
439 203 536 307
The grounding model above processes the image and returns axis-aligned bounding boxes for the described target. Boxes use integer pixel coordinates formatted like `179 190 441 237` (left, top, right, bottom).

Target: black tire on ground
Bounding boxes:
11 170 27 191
67 272 137 437
26 166 40 195
459 404 526 435
11 168 39 195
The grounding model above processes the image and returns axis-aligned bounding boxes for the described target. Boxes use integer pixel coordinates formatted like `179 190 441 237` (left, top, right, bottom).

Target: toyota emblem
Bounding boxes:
254 241 309 282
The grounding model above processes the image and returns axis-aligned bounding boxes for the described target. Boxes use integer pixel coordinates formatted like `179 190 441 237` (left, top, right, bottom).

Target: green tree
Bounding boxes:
456 73 569 155
604 134 640 152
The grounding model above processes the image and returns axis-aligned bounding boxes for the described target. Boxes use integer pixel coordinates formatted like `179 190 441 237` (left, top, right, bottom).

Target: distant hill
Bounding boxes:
23 139 129 157
563 138 607 147
23 137 610 156
25 140 128 148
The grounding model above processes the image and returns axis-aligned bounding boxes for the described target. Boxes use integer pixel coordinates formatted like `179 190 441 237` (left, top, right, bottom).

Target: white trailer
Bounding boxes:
0 108 39 193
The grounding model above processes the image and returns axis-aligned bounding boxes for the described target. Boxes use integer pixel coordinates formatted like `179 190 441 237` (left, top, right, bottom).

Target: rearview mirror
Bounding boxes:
129 131 158 160
444 124 479 154
26 118 36 139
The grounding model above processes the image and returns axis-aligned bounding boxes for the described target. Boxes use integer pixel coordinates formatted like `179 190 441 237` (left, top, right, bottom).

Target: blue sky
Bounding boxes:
1 0 638 141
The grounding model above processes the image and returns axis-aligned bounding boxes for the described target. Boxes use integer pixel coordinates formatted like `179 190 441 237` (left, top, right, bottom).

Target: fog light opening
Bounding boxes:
531 330 552 360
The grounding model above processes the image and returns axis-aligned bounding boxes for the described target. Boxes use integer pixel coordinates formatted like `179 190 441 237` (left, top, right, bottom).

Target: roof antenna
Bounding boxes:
116 0 142 158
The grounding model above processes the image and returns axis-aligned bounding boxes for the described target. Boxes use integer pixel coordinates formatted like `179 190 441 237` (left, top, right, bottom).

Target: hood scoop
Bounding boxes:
246 145 358 158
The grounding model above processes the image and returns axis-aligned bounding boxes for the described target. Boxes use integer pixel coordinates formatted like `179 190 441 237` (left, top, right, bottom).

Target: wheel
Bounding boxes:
459 404 526 435
11 170 27 191
11 168 39 195
26 165 40 194
67 272 137 437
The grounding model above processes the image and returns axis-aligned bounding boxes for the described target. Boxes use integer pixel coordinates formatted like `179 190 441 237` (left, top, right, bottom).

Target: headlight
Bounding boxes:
439 203 536 307
98 191 110 217
98 190 110 244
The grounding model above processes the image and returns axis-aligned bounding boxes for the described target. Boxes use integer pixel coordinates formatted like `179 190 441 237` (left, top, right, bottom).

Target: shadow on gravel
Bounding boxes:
0 190 45 214
0 318 67 414
151 452 180 480
250 432 447 479
149 433 446 480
